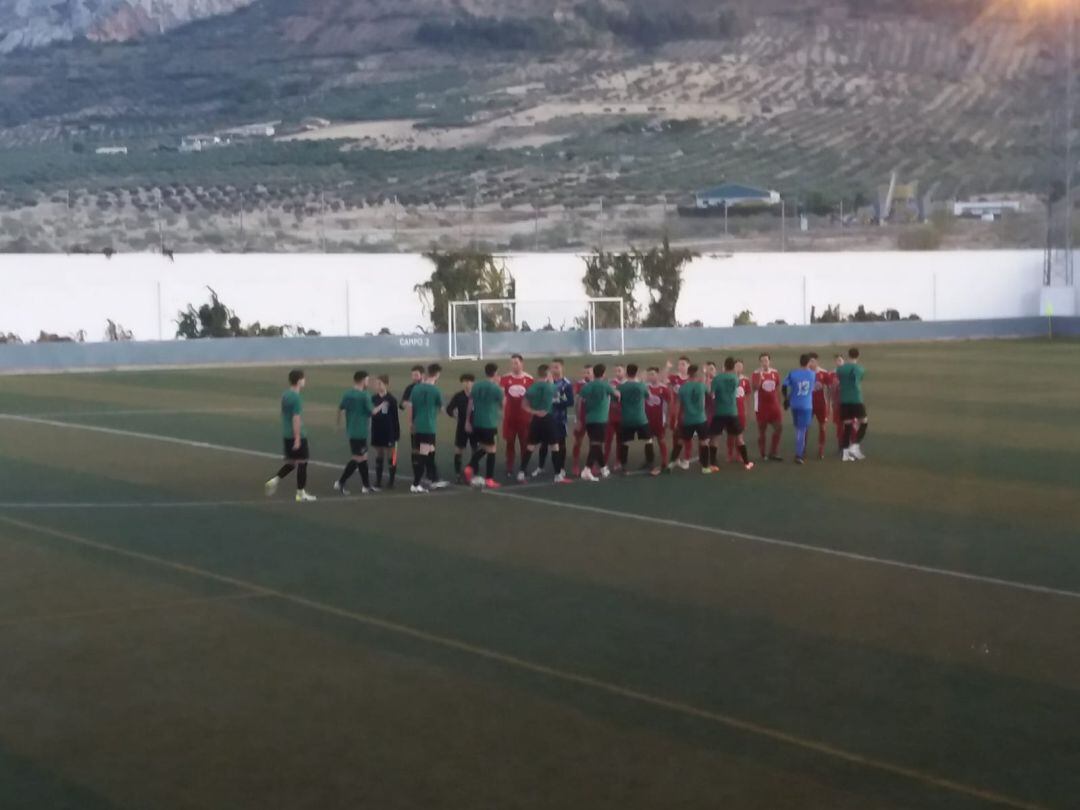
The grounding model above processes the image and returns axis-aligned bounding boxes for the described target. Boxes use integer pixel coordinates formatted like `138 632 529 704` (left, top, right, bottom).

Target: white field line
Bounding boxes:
0 413 340 469
10 406 337 418
487 489 1080 602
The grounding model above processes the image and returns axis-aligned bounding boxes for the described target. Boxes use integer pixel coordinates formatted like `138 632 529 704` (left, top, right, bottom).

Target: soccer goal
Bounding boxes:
448 298 625 360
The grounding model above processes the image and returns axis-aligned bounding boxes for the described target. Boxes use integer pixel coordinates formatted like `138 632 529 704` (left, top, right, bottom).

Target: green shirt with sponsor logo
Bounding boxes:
711 373 739 418
409 382 443 434
836 363 865 405
339 389 374 440
579 379 614 425
281 389 305 439
470 378 503 430
617 380 648 428
678 381 707 425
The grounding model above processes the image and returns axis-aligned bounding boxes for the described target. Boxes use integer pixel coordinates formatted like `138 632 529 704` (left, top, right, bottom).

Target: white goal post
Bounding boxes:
448 298 625 360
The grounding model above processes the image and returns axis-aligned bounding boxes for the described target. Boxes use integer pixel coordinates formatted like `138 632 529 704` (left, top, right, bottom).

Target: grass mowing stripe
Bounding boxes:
0 513 1051 810
487 490 1080 602
0 592 271 628
0 413 341 469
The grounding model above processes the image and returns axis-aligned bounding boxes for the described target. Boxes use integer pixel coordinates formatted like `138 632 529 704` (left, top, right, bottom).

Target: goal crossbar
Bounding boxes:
448 298 625 360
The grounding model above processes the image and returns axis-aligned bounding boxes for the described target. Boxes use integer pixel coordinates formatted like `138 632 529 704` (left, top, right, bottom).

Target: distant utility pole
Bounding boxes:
781 198 786 252
157 192 165 254
599 196 605 253
319 190 327 252
238 191 245 248
1065 0 1075 285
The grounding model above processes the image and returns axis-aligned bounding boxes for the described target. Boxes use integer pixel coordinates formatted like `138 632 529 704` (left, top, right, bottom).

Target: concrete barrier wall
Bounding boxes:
0 250 1066 343
2 318 1074 374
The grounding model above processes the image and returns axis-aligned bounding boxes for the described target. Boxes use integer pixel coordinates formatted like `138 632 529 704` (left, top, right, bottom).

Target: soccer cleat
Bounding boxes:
470 475 486 489
332 481 349 496
463 466 474 485
264 477 279 497
649 467 662 477
701 467 714 475
850 444 866 460
368 486 382 493
516 470 527 483
794 457 805 465
677 459 690 471
295 490 317 502
709 465 721 473
483 478 501 489
530 468 542 478
768 455 784 462
580 468 599 482
744 461 755 471
410 485 428 494
429 480 449 490
553 472 572 485
600 466 611 479
842 449 857 462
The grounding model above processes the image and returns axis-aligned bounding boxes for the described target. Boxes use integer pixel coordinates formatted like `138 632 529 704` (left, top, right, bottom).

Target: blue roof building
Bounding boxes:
695 183 781 209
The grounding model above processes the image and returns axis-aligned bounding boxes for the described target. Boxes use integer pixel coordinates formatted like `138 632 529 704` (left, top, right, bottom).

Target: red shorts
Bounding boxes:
756 411 783 426
502 422 530 441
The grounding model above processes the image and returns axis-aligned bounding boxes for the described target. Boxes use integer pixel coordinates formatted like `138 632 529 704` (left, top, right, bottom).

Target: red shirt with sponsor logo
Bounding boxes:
667 373 689 424
500 373 534 428
735 376 751 425
608 378 623 424
646 383 672 426
752 368 782 416
813 369 832 413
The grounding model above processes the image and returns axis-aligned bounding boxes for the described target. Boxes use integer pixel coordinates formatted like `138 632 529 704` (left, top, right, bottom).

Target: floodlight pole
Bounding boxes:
1066 0 1075 285
476 300 483 360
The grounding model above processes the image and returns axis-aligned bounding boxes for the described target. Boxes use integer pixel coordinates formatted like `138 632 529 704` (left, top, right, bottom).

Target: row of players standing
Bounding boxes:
264 349 868 500
440 349 868 489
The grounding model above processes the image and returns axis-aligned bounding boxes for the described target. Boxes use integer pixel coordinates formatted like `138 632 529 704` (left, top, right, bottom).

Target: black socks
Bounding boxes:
275 464 294 480
296 463 307 490
339 460 358 486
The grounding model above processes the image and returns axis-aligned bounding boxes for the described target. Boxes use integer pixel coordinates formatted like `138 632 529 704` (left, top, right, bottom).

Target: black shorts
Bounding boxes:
619 424 652 443
454 426 473 449
710 415 743 437
840 403 868 421
681 423 709 441
586 422 607 443
414 433 437 447
472 427 497 446
529 415 559 446
283 438 310 461
410 434 420 451
348 438 369 456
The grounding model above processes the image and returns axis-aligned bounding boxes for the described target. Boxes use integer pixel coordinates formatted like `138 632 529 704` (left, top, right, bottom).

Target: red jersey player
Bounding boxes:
666 355 691 467
570 362 593 476
728 358 752 462
830 353 845 453
645 366 672 470
752 352 784 461
808 352 831 459
500 353 534 478
604 364 626 468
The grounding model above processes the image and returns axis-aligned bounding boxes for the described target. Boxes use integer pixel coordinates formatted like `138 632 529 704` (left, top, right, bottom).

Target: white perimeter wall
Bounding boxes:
0 250 1048 343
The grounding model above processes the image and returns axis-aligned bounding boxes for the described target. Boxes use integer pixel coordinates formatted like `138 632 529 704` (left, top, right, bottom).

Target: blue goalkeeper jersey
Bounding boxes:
551 377 574 425
783 368 816 411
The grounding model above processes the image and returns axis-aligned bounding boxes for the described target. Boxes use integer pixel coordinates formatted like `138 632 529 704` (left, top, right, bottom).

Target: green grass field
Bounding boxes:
1 339 1078 810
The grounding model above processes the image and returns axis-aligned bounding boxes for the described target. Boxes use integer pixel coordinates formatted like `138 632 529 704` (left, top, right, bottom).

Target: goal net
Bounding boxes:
448 298 625 360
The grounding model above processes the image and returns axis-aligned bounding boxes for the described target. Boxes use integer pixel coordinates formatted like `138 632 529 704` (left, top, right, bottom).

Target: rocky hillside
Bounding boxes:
0 0 256 52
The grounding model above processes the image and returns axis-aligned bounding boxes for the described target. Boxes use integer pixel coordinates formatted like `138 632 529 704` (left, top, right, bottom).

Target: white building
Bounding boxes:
952 200 1022 220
